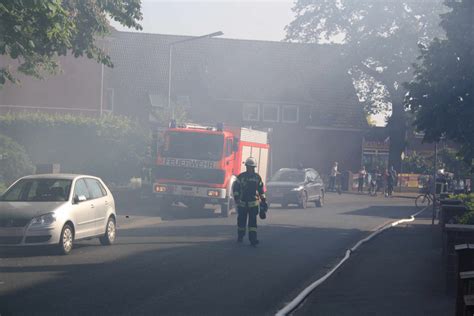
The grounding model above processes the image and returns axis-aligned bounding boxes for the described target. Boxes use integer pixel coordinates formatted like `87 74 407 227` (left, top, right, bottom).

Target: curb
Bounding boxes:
340 190 417 199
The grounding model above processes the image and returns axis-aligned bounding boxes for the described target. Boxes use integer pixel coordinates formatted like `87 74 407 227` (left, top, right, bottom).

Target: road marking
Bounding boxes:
275 206 428 316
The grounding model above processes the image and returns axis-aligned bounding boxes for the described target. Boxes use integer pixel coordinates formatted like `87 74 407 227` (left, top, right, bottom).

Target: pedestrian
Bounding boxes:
232 157 268 247
387 166 397 197
375 169 383 194
358 166 367 193
329 161 338 191
383 168 389 197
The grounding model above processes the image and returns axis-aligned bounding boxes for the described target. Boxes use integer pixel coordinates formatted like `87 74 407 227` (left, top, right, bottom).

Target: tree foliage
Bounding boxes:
405 0 474 164
0 0 142 85
286 0 445 169
0 133 34 186
402 148 471 175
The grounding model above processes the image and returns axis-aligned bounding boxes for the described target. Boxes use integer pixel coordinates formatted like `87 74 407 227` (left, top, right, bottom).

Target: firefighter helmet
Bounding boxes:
244 157 257 167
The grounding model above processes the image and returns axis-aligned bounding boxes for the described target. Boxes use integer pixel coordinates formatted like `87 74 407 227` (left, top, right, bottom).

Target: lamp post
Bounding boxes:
168 31 224 120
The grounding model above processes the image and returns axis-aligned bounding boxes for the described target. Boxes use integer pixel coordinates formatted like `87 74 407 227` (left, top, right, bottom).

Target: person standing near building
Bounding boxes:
232 157 268 247
358 166 367 193
329 161 338 191
387 166 397 197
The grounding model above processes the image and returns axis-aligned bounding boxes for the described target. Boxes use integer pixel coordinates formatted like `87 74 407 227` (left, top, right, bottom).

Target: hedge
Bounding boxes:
0 112 149 185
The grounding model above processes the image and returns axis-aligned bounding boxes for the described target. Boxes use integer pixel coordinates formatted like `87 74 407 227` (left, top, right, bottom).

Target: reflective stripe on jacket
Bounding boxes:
232 171 265 203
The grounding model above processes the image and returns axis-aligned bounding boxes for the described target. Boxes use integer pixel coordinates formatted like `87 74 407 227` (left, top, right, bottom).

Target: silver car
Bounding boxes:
0 174 117 255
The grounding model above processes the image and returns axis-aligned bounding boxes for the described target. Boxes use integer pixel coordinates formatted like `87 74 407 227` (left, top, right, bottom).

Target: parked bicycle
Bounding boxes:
415 192 433 209
415 180 447 210
368 178 377 196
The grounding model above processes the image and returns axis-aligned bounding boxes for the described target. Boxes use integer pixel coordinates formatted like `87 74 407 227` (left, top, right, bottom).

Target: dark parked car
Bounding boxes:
266 168 324 209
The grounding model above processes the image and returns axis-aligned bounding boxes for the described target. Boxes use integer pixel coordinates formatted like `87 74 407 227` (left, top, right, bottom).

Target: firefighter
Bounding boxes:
232 157 268 246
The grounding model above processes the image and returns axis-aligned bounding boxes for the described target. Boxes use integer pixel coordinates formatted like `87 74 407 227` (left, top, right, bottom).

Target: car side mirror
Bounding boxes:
73 195 87 204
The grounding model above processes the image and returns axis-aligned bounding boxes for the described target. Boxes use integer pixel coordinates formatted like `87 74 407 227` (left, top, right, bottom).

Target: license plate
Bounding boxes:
0 227 25 236
181 190 195 196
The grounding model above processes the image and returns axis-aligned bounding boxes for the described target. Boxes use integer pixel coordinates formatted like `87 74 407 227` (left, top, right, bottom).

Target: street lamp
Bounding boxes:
168 31 224 120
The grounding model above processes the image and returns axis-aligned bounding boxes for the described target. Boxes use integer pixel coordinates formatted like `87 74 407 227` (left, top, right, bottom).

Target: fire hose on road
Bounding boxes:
275 206 429 316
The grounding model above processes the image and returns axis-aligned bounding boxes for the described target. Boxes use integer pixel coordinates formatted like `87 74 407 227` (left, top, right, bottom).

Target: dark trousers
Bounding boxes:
329 176 336 190
387 182 394 196
237 206 258 242
358 178 364 192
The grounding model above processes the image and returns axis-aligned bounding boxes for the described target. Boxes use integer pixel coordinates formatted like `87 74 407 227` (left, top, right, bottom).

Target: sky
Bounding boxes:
112 0 295 41
112 0 387 126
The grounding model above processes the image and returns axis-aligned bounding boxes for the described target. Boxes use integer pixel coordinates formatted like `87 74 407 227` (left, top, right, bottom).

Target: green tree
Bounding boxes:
0 134 34 186
405 0 474 164
0 0 142 85
285 0 445 170
402 152 431 174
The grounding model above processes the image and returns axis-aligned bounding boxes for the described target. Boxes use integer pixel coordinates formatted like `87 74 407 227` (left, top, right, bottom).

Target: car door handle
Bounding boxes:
105 201 109 205
91 204 95 208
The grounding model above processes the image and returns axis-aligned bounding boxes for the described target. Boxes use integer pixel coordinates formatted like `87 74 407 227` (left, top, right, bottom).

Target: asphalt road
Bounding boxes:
0 193 417 316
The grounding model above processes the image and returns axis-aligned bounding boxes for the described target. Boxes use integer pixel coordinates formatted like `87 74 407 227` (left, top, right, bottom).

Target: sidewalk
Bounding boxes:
296 215 455 315
344 190 419 199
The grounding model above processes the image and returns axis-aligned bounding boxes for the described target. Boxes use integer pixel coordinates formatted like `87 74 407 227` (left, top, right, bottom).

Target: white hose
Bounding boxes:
275 206 428 316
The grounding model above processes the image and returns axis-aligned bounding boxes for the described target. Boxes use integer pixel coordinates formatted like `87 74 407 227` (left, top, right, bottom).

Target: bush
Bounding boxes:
0 134 35 185
450 193 474 224
0 112 149 184
0 182 7 194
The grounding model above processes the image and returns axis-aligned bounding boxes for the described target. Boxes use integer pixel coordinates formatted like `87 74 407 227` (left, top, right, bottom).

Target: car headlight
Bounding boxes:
291 186 304 191
30 213 56 226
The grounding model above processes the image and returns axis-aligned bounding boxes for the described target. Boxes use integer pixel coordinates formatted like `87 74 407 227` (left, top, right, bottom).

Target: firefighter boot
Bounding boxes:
249 229 259 246
237 227 246 243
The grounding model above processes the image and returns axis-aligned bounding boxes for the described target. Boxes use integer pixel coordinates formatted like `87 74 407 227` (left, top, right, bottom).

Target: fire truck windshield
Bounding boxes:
162 132 224 161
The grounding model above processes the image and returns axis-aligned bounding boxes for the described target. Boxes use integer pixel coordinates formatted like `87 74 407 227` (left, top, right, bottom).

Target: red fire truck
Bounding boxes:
152 123 269 216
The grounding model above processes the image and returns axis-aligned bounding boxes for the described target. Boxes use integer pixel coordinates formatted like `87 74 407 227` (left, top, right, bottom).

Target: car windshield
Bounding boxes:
0 179 72 202
271 170 306 183
161 132 224 161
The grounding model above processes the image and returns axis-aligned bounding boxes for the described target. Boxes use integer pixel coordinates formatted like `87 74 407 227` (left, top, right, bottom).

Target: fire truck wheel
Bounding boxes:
221 201 230 217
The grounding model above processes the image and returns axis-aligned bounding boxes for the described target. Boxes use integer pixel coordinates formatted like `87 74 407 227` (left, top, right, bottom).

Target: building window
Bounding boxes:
282 105 299 123
262 104 279 122
104 88 114 112
243 103 260 122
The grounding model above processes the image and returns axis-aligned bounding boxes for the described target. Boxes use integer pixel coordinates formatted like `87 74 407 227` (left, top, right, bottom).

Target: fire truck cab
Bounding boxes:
153 123 269 216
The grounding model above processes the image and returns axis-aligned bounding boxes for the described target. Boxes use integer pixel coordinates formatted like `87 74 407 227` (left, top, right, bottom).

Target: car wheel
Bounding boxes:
298 192 308 209
58 223 74 255
315 190 324 207
100 216 116 246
